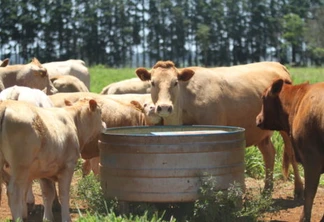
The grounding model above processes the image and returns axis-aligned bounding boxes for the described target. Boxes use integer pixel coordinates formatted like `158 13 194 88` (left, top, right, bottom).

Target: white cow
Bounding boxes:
0 98 103 222
0 85 53 108
43 59 90 90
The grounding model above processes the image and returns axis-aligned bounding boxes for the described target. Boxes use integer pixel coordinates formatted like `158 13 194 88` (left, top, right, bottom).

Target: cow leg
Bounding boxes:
90 157 100 176
82 159 91 177
58 169 74 222
40 178 55 221
52 183 62 212
7 176 28 221
280 131 304 199
256 135 275 193
26 181 35 212
300 164 321 222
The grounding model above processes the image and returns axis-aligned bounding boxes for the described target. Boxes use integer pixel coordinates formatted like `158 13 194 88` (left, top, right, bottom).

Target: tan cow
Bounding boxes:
256 79 324 222
51 94 161 158
81 100 162 176
43 59 90 89
0 85 60 211
0 58 58 95
0 98 103 222
135 61 303 196
100 77 150 94
50 75 89 92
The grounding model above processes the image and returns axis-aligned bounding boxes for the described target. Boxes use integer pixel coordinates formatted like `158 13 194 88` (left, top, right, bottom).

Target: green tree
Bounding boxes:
281 13 305 64
305 6 324 65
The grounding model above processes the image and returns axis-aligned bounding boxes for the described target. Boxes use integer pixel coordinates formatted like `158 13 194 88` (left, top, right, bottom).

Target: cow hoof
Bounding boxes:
294 190 304 200
52 199 61 212
27 203 35 214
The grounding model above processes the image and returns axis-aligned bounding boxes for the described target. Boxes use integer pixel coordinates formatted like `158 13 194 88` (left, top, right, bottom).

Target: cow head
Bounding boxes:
29 58 58 95
136 61 194 118
130 100 163 125
256 78 290 132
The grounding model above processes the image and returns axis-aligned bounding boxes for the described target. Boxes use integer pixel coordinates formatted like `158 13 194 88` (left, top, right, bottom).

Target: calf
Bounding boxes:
0 98 103 222
82 100 162 176
256 79 324 222
0 85 55 210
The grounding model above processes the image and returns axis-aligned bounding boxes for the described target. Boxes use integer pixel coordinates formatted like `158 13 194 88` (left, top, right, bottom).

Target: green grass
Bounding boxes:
89 65 136 93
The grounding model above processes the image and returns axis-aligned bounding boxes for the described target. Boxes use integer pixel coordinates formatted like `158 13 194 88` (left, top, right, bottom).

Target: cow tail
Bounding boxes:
282 148 290 180
0 103 7 204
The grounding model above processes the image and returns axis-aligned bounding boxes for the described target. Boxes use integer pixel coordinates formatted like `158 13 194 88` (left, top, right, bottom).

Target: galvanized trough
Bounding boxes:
99 125 246 203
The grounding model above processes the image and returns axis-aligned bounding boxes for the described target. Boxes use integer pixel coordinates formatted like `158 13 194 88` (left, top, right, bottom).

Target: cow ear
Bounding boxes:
270 79 284 96
31 57 41 66
130 100 144 111
178 68 194 82
64 99 73 106
89 99 98 111
136 68 151 81
0 58 9 67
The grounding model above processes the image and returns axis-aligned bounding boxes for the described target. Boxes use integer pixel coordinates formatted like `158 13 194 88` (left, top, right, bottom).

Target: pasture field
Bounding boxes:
1 65 324 222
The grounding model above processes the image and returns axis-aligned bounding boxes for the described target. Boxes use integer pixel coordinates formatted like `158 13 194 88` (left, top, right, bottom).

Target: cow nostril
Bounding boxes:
157 106 162 112
168 106 172 113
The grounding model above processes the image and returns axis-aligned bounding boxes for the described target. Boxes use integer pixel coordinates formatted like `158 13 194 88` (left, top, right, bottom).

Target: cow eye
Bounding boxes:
151 81 155 87
174 81 178 87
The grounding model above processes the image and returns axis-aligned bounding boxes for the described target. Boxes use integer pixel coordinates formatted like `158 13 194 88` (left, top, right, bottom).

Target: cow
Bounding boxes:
135 60 303 197
43 59 90 90
81 100 162 176
100 77 150 94
0 85 54 108
48 92 162 176
50 75 89 92
0 98 103 222
256 79 324 222
0 85 61 211
0 58 58 95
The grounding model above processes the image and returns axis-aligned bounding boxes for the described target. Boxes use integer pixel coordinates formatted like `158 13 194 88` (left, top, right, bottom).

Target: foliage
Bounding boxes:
76 173 116 215
1 1 323 66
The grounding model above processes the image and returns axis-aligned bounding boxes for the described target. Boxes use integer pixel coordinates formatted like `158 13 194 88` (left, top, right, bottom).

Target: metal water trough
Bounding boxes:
99 125 246 203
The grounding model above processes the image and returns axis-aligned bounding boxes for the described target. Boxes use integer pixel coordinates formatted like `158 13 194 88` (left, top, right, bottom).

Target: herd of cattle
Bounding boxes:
0 58 322 222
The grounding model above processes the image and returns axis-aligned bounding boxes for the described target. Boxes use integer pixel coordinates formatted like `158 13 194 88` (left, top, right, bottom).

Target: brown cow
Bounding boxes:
0 58 58 95
0 98 103 221
256 79 324 222
50 75 89 92
135 60 303 196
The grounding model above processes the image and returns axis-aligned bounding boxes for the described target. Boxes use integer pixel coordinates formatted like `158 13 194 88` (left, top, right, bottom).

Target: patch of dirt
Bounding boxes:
1 177 324 222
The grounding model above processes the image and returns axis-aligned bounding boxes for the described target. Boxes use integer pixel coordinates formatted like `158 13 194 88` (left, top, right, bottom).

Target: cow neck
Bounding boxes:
280 83 309 135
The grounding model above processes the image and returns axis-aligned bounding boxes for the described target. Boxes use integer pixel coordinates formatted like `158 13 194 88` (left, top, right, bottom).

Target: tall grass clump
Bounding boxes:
192 174 276 222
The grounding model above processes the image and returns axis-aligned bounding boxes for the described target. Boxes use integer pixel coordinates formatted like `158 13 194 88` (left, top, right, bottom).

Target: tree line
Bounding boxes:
1 0 323 67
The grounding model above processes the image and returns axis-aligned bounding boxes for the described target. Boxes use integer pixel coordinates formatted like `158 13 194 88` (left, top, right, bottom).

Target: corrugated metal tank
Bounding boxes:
99 125 245 202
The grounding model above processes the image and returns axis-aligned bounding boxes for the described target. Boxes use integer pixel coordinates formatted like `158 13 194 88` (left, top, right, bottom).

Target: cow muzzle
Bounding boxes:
156 104 173 117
